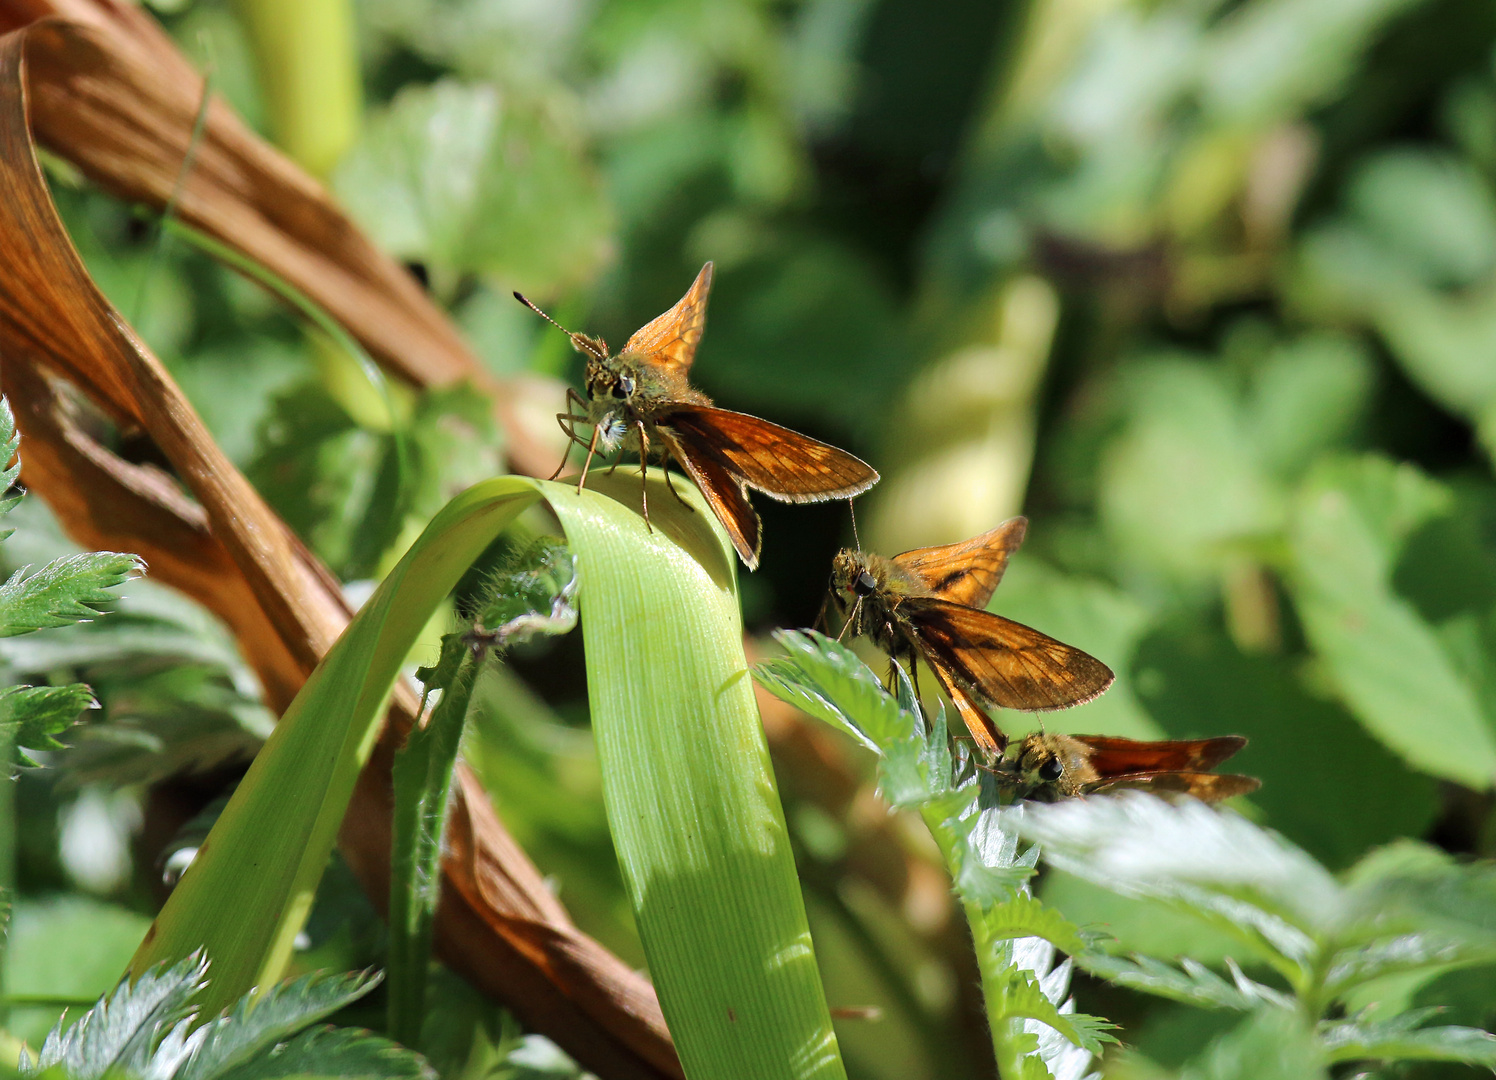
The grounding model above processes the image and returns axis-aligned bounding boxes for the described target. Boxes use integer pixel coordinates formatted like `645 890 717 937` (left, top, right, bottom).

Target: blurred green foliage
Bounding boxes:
6 0 1496 1076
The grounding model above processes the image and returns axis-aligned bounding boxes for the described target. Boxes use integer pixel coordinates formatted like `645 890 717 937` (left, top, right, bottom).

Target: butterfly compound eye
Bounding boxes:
854 570 877 597
1038 756 1064 782
612 375 635 399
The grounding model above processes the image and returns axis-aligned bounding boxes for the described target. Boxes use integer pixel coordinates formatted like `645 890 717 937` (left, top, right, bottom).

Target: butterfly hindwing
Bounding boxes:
659 427 762 569
1097 771 1261 802
1063 734 1247 779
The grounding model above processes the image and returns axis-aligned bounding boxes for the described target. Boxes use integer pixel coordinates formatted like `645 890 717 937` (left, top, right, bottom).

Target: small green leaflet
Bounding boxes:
20 954 429 1080
0 683 95 767
0 552 143 638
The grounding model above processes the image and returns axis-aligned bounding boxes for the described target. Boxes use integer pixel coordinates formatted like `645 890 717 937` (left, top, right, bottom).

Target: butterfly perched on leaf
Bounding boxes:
826 516 1113 756
1003 732 1260 802
516 263 878 569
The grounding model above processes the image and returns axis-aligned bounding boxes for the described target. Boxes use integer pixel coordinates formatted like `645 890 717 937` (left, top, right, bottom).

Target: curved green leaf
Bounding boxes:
133 472 843 1078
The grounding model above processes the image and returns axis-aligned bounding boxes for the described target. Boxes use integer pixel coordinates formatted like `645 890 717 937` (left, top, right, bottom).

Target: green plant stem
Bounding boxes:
966 898 1028 1079
161 219 411 503
388 639 477 1049
918 803 1029 1076
233 0 361 180
131 66 215 329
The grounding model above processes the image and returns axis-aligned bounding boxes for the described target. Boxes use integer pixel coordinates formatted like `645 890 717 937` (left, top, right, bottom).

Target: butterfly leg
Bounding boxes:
547 417 574 481
635 419 653 533
812 594 830 635
548 389 591 481
576 420 604 496
835 596 862 644
662 463 695 512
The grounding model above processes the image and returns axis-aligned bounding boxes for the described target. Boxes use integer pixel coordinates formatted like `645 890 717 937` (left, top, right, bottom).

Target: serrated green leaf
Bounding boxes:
213 1025 434 1080
983 967 1116 1055
0 553 142 638
0 396 19 541
177 971 384 1080
756 629 917 752
1320 1014 1496 1065
943 807 1038 907
979 894 1091 955
60 667 273 789
1077 953 1288 1011
1176 1008 1327 1080
753 656 877 755
27 954 207 1080
1321 933 1496 1000
1012 1057 1054 1080
390 539 578 1046
0 683 94 766
1012 793 1333 975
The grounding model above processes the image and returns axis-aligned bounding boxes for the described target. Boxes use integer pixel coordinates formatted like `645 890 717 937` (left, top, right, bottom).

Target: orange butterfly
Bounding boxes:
516 263 878 569
827 516 1113 755
1004 732 1260 802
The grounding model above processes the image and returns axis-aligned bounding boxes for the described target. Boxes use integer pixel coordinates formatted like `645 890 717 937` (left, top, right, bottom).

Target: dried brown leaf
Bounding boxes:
0 1 561 476
0 15 675 1079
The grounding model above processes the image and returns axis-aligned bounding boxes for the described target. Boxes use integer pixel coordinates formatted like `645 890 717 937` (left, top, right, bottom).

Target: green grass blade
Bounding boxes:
548 473 845 1080
132 471 844 1077
131 476 546 1011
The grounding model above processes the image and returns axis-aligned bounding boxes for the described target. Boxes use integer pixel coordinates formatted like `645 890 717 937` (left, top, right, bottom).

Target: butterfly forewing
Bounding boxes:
622 262 714 374
663 405 880 502
1065 734 1247 779
905 599 1114 711
892 517 1028 609
659 428 762 569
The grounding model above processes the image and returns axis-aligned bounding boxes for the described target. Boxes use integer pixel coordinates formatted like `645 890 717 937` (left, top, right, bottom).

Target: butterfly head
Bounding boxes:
1014 734 1065 783
583 356 648 452
584 356 640 407
830 549 880 600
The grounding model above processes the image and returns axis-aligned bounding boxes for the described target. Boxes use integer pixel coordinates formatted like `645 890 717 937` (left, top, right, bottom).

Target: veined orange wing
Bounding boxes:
662 404 879 502
892 517 1028 608
658 427 762 569
920 650 1008 754
1096 771 1261 801
905 599 1114 711
622 262 714 374
1066 734 1247 779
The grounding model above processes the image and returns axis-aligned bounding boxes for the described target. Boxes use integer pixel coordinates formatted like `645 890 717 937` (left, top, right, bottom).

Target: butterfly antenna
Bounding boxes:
848 498 863 551
513 292 574 336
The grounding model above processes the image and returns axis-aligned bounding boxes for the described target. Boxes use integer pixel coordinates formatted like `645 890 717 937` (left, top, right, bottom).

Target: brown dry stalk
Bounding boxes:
0 14 678 1079
0 0 560 478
